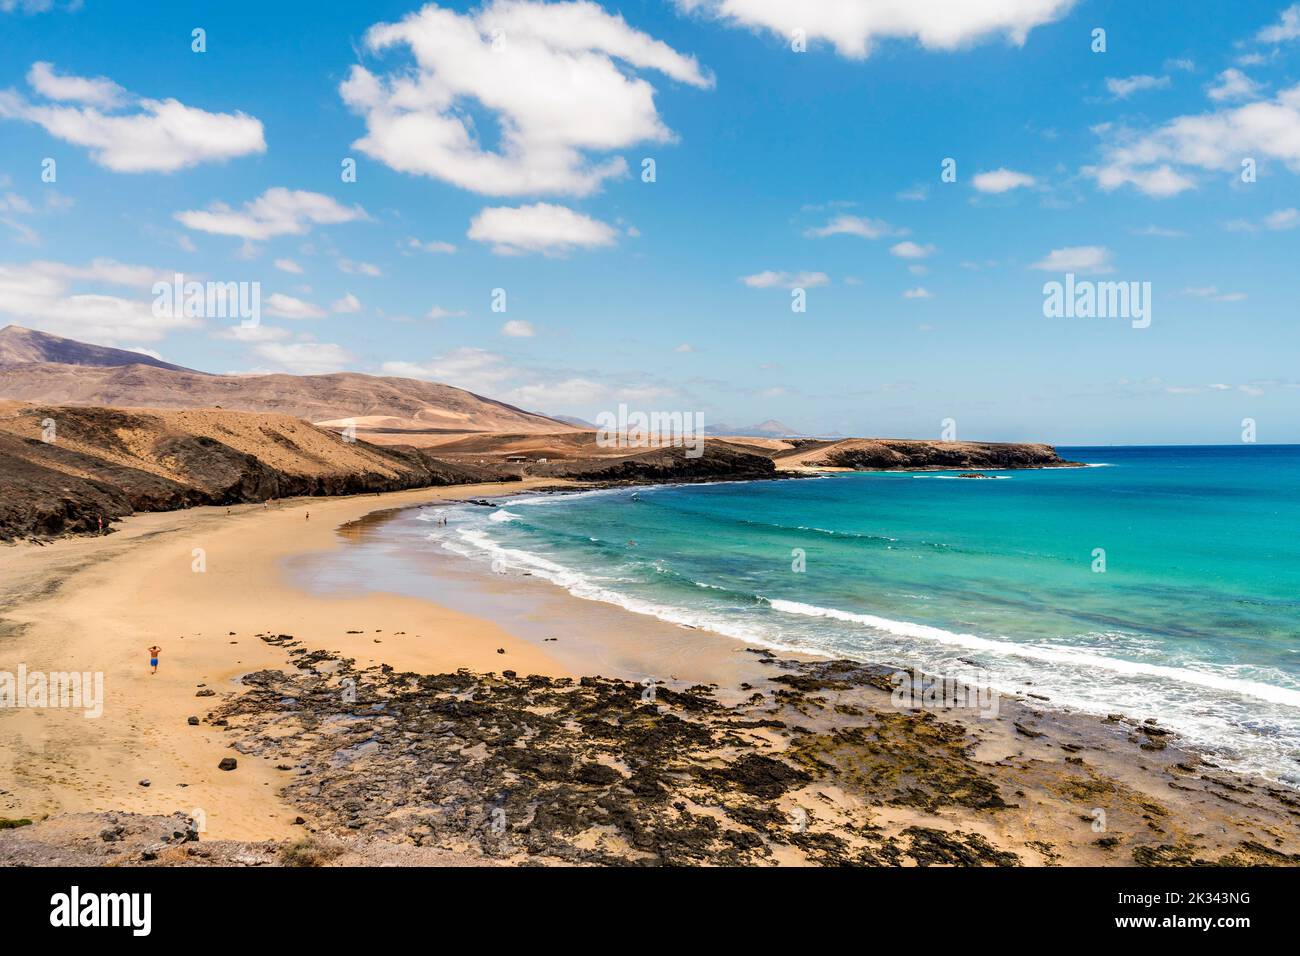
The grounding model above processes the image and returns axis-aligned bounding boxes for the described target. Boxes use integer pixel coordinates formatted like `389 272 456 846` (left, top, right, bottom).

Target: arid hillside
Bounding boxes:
0 401 507 540
0 326 574 436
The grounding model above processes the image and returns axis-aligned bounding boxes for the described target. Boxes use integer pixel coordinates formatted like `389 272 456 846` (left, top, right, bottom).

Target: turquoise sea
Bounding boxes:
406 446 1299 783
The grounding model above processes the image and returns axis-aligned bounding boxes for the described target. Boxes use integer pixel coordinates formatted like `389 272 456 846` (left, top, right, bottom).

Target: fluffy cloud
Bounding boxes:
803 214 898 239
889 241 935 259
1207 69 1263 102
273 258 303 274
467 203 617 255
332 293 363 314
265 293 325 319
1105 74 1170 100
501 319 535 337
675 0 1076 59
1085 84 1300 196
0 62 264 173
902 287 933 299
175 188 366 242
1030 245 1114 273
27 62 126 108
1257 5 1300 43
340 1 712 197
971 168 1036 193
740 270 829 289
0 258 197 343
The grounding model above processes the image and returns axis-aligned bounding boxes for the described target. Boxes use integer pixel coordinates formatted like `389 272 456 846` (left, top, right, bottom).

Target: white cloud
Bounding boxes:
215 324 291 343
803 214 898 239
1030 245 1114 273
501 319 535 337
1085 83 1300 197
674 343 694 352
265 293 325 319
902 287 933 299
1207 68 1262 102
971 168 1037 193
467 203 617 256
274 258 303 274
332 293 363 314
340 0 712 197
381 346 515 393
0 258 197 343
1105 74 1170 100
27 62 126 108
1264 207 1299 230
337 258 383 277
426 305 466 319
1257 5 1300 43
889 241 935 259
740 270 829 289
176 188 366 242
676 0 1076 59
505 377 609 409
252 341 353 374
0 62 264 173
406 237 456 254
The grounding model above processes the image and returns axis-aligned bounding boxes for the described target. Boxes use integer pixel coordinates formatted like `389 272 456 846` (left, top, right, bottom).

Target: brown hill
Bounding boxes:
0 400 509 539
0 324 194 372
0 327 573 436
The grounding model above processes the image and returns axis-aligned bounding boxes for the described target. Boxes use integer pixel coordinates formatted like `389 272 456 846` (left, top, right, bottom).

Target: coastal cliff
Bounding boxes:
772 438 1080 471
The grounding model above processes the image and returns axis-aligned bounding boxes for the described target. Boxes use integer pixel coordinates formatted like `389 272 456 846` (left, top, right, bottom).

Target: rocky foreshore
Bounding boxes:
7 635 1296 867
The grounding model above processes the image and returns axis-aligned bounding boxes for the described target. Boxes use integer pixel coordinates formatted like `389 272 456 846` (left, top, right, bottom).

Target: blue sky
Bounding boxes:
1 0 1298 444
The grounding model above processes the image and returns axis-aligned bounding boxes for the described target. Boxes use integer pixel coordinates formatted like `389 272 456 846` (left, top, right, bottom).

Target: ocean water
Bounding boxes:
413 446 1300 783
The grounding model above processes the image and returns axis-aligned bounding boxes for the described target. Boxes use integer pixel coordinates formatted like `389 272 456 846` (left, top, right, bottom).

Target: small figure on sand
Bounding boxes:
305 511 310 522
148 645 161 674
97 515 103 535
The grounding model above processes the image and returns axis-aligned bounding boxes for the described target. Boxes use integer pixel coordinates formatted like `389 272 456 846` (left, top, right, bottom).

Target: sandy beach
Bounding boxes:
0 481 570 841
3 482 1299 866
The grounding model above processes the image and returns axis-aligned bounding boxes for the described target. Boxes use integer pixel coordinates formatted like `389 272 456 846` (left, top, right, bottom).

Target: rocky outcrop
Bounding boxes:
776 438 1079 472
528 440 776 484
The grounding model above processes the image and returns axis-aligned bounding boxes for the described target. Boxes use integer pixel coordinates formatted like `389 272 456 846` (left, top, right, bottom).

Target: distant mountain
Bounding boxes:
0 325 195 373
0 326 574 437
551 414 598 429
704 419 801 438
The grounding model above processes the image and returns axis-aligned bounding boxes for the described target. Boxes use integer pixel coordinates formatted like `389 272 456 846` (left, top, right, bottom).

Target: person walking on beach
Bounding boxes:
305 511 310 522
148 645 161 675
97 514 103 535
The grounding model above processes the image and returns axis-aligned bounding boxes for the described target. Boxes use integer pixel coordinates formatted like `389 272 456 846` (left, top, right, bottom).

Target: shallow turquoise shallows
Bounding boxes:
418 445 1300 783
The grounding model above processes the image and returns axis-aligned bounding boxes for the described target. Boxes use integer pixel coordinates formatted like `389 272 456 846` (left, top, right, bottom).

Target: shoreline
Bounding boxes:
2 482 1298 866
